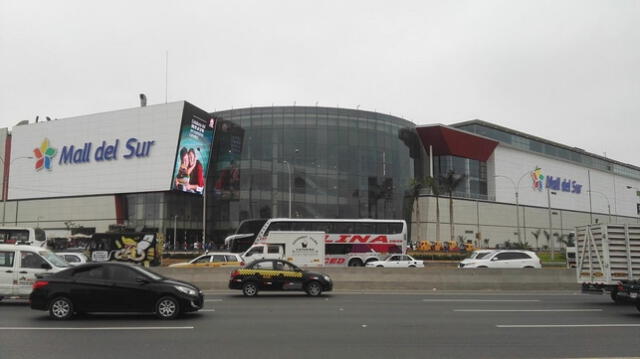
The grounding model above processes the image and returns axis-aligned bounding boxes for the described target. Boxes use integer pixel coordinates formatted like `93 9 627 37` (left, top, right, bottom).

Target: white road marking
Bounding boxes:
204 299 223 302
200 309 216 312
497 324 640 328
455 309 602 312
0 327 194 330
423 299 540 302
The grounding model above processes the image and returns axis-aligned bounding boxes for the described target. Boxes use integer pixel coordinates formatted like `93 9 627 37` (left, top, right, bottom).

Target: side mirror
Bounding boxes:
41 262 52 270
491 257 499 262
136 277 149 284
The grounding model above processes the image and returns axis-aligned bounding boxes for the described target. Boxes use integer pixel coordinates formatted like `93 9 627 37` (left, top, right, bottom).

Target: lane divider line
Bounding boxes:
423 299 540 302
455 309 602 312
497 324 640 328
0 326 194 330
205 299 223 302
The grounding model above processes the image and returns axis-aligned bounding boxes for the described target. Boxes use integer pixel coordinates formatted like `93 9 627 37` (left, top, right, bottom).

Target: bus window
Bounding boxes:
375 223 389 234
332 222 356 234
388 223 403 234
291 222 312 231
34 228 47 243
265 221 291 235
310 222 331 233
355 223 375 234
326 244 352 255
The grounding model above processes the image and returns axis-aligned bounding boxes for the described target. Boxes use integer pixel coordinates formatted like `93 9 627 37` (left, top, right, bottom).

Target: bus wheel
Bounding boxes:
611 290 623 304
348 259 363 267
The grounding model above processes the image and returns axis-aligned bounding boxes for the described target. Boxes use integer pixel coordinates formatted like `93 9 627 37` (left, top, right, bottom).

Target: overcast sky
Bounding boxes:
1 0 638 165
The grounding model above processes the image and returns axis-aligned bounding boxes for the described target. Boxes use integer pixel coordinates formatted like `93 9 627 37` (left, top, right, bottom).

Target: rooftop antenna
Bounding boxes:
139 93 147 107
35 116 39 123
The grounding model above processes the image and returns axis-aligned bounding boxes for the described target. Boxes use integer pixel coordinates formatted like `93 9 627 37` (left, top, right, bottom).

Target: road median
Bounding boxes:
153 267 578 291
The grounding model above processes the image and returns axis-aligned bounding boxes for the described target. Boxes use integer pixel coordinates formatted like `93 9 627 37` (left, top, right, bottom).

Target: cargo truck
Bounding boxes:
576 224 640 302
241 231 325 268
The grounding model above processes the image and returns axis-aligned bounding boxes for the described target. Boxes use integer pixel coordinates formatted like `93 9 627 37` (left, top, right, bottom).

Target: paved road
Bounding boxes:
1 291 639 359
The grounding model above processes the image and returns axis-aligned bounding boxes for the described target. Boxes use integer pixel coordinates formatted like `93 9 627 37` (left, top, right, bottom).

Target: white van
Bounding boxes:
0 244 69 300
0 227 48 247
242 231 325 267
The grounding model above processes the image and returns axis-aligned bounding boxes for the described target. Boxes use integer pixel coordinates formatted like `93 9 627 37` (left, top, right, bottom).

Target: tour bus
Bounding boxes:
249 218 407 267
0 227 48 247
223 219 268 253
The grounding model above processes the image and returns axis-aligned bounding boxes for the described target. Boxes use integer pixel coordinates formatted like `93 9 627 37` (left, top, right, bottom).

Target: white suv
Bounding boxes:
459 250 541 269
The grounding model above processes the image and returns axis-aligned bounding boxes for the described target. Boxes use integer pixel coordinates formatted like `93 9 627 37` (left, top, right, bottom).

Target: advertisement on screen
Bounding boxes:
170 103 217 195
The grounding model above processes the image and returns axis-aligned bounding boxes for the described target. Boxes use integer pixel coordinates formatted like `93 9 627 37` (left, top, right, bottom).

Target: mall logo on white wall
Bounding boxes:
530 167 583 194
33 138 57 171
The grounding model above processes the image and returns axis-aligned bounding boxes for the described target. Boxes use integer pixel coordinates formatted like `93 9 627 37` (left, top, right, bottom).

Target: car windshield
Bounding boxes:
38 250 70 267
132 265 164 281
473 251 492 259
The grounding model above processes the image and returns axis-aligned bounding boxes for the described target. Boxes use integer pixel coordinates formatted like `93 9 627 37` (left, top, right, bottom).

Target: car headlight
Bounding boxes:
323 275 331 282
175 285 198 296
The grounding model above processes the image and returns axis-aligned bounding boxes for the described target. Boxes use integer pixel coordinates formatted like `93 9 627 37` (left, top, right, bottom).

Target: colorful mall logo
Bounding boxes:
34 138 57 171
531 167 545 191
530 166 582 194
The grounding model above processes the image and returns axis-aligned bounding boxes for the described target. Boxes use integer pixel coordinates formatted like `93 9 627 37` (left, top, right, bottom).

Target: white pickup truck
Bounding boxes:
241 231 325 268
576 224 640 302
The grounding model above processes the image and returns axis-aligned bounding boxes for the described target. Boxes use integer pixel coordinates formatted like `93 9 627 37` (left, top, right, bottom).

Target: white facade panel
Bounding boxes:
7 102 186 200
492 145 640 218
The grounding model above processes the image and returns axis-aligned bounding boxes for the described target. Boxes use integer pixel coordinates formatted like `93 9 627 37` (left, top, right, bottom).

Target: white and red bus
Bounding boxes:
253 218 407 267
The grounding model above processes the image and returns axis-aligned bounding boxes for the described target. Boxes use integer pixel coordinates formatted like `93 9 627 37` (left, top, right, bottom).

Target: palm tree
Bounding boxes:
531 229 542 250
439 171 465 243
424 176 441 243
407 178 424 244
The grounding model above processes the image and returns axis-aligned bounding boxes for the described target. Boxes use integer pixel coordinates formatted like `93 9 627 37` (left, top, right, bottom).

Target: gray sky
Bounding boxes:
1 0 638 165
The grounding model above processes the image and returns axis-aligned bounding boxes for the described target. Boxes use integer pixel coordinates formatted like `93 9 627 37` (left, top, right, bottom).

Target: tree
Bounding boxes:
424 176 441 243
531 229 542 250
407 178 424 244
439 171 465 243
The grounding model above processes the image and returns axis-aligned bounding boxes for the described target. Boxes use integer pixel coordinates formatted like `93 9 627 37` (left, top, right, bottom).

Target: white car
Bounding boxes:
168 252 244 268
458 250 495 268
0 244 70 300
365 254 424 268
56 252 88 266
459 250 541 269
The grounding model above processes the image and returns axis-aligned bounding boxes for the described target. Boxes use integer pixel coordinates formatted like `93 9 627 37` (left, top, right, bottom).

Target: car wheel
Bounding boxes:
305 281 322 297
242 281 259 297
376 265 384 268
156 296 180 320
348 259 363 267
49 296 74 320
477 266 488 269
611 290 623 304
409 265 416 268
523 266 534 269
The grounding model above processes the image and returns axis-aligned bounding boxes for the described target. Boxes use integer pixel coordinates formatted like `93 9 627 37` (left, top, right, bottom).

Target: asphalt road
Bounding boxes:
1 291 640 359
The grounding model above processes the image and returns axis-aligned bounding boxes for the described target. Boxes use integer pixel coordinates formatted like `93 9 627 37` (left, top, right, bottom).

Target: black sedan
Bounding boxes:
229 259 332 297
616 281 640 311
30 262 203 320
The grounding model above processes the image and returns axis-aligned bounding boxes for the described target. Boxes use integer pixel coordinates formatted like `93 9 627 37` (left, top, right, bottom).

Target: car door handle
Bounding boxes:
5 270 12 273
19 271 28 274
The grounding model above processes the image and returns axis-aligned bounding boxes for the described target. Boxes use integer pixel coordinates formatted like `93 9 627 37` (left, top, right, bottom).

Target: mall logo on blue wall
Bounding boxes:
33 138 57 171
530 167 582 194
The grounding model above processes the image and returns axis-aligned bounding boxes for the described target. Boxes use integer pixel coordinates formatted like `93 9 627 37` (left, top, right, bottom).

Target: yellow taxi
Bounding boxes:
168 252 244 268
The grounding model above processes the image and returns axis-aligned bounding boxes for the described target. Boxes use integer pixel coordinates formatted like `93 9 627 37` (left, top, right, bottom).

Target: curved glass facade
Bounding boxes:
207 106 418 240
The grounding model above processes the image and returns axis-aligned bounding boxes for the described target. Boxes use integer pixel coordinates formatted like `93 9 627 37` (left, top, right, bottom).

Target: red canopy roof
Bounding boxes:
415 125 498 162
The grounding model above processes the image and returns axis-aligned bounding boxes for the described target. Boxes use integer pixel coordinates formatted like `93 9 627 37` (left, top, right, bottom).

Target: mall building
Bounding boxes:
1 101 639 249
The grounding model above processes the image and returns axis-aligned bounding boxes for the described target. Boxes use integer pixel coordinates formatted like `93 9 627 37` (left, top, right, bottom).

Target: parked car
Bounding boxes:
458 250 495 268
365 254 424 268
29 262 203 320
229 259 332 297
55 252 89 266
458 250 541 269
0 244 70 300
168 252 243 268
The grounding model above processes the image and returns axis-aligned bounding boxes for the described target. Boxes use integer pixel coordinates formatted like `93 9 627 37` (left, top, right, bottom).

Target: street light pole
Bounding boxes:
0 156 33 226
588 190 612 224
202 176 206 252
494 171 531 244
283 161 292 218
547 188 557 260
173 215 178 251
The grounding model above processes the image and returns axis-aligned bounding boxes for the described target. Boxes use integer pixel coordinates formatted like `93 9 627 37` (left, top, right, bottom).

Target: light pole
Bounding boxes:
0 156 34 226
494 171 531 244
547 189 557 260
282 161 292 218
202 175 206 252
587 190 612 224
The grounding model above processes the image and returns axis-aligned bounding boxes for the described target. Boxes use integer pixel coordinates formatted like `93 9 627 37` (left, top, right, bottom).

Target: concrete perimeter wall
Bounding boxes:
154 267 579 291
